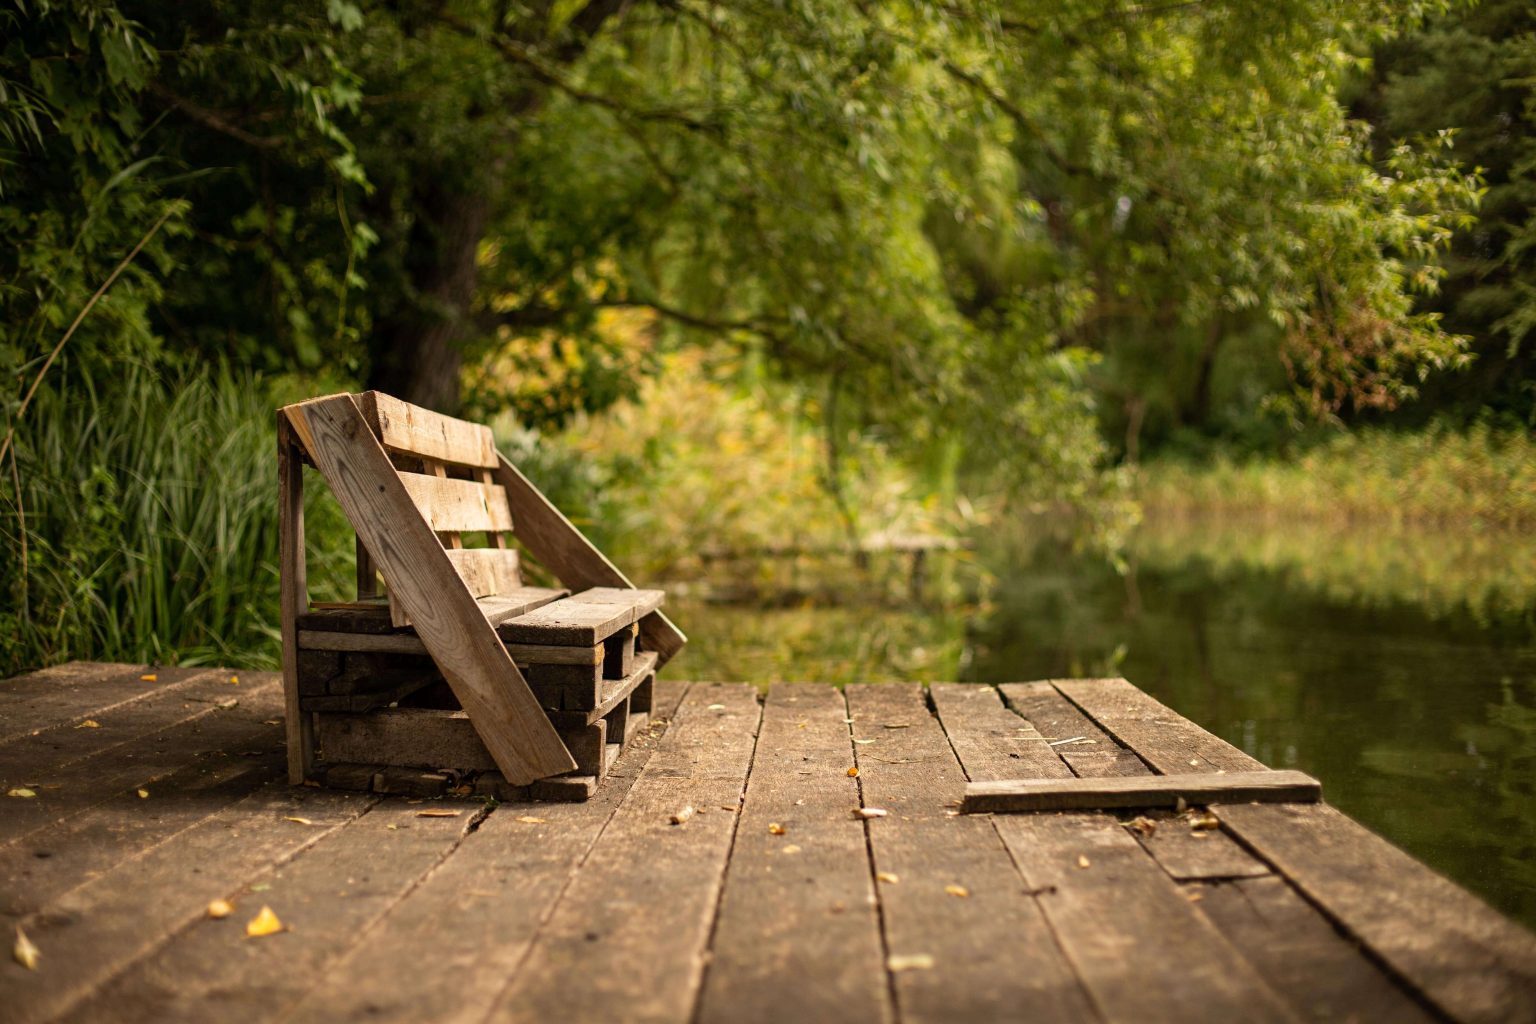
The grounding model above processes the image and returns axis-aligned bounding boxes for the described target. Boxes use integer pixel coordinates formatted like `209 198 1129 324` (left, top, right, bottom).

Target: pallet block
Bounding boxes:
278 391 683 800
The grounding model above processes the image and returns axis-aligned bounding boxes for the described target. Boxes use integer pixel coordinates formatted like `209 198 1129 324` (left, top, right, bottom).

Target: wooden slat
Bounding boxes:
697 684 892 1024
962 770 1322 813
396 471 513 533
281 682 689 1024
846 684 1098 1024
1221 801 1536 1024
286 395 574 785
3 784 373 1024
358 390 498 468
279 415 313 783
998 679 1141 763
499 587 665 646
1054 676 1266 773
1190 876 1439 1023
484 684 761 1022
298 629 601 666
492 453 687 666
543 651 659 727
315 706 619 775
388 549 525 627
63 800 477 1024
302 586 567 634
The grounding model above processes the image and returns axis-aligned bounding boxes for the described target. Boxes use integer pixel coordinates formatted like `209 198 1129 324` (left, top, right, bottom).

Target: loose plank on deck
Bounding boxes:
287 395 573 785
846 684 1098 1024
962 769 1322 813
697 684 891 1024
483 683 761 1024
281 680 688 1024
933 684 1297 1023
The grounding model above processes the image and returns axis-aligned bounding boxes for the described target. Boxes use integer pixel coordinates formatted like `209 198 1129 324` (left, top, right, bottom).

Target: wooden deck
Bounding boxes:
2 662 1534 1023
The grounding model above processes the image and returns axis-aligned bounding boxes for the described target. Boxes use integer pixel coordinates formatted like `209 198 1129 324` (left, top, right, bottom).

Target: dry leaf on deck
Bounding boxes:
140 674 157 682
887 953 934 972
13 925 39 970
669 806 695 826
7 788 36 799
207 899 234 919
75 719 101 729
707 703 726 711
882 723 912 729
283 817 315 826
877 871 899 884
846 766 859 778
1077 855 1091 869
944 884 970 898
416 809 461 818
1125 816 1157 837
245 905 285 938
228 675 239 685
1189 811 1220 831
781 844 802 855
767 822 786 835
516 816 548 824
136 789 149 799
852 807 888 820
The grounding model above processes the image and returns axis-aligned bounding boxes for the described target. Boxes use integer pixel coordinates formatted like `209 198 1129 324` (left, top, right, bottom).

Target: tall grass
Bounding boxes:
1138 423 1536 529
1 363 352 675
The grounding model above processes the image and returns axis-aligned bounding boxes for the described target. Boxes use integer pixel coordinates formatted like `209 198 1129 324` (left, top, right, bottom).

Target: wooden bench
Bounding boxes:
277 392 685 800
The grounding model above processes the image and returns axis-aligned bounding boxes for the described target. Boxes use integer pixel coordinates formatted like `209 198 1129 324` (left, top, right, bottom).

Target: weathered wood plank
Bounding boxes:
1126 808 1274 881
287 395 573 784
316 707 612 774
929 683 1074 781
1054 676 1266 774
387 548 524 628
0 676 286 849
358 390 499 468
998 679 1140 765
279 415 313 783
484 683 761 1023
962 769 1322 813
499 587 665 646
543 651 659 727
0 665 209 747
1190 876 1439 1024
845 684 1098 1024
281 682 690 1024
61 799 479 1024
3 784 373 1024
491 453 687 666
396 470 514 533
697 684 891 1024
1221 801 1536 1024
992 811 1298 1022
297 628 602 665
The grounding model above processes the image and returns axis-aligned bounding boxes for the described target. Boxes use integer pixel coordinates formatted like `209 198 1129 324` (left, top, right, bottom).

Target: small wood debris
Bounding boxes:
416 809 460 818
1189 810 1221 831
1048 736 1089 747
887 953 934 972
284 817 315 825
852 807 888 820
781 844 803 855
13 925 39 970
882 723 912 729
767 822 786 835
944 884 970 898
516 815 548 824
245 905 285 938
207 899 234 919
1125 816 1157 837
670 806 696 826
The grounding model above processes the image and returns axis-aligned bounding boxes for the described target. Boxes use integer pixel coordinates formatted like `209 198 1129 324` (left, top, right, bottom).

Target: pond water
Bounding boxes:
666 514 1536 931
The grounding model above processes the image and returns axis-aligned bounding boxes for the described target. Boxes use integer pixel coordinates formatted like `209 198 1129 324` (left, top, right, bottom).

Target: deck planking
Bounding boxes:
0 662 1530 1023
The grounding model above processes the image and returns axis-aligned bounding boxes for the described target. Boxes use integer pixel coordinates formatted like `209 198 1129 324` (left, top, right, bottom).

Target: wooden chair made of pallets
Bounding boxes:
277 392 686 801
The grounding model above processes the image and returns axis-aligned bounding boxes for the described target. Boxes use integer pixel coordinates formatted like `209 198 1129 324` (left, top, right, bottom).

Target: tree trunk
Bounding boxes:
1185 319 1224 428
366 180 488 413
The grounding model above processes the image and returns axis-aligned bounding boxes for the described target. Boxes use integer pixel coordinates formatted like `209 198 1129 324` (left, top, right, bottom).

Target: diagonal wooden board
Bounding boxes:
491 454 687 667
285 395 575 785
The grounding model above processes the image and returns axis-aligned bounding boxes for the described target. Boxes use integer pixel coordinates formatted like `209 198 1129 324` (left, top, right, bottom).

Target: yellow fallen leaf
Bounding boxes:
283 817 315 825
707 703 726 711
846 766 859 778
945 884 970 898
767 822 786 835
416 809 460 818
877 871 899 884
245 905 285 937
1189 811 1221 831
228 675 239 685
7 788 36 799
781 844 802 855
516 815 548 824
887 953 934 972
75 719 101 729
1077 855 1091 869
207 899 234 919
853 807 887 820
140 674 157 682
13 925 39 969
137 789 149 799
